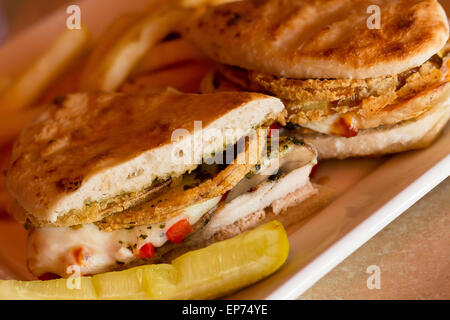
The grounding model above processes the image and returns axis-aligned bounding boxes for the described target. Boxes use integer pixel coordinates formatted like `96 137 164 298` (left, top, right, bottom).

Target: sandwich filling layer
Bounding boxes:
27 137 317 277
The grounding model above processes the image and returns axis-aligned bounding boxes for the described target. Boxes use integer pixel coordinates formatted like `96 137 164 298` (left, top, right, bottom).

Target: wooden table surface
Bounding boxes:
0 0 449 300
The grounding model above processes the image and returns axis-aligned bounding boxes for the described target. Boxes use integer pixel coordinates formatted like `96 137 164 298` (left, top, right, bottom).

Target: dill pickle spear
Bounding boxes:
171 220 289 299
0 221 289 300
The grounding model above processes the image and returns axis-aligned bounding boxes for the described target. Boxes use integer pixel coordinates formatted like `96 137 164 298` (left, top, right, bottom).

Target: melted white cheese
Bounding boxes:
28 196 220 277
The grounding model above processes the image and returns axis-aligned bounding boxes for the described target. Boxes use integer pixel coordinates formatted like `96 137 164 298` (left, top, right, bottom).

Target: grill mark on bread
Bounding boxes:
188 0 449 79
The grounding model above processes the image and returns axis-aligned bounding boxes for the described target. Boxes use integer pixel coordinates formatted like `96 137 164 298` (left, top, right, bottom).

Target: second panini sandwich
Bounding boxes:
188 0 450 159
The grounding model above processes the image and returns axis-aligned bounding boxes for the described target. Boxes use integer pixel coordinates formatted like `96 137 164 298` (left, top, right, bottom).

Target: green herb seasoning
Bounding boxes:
285 136 305 146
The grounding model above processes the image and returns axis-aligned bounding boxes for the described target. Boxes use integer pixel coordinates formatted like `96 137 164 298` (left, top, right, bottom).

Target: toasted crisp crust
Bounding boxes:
187 0 449 79
298 100 450 159
6 91 284 225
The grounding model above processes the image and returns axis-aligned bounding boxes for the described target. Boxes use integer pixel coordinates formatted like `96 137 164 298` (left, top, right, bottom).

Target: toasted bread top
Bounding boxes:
187 0 449 79
6 91 284 223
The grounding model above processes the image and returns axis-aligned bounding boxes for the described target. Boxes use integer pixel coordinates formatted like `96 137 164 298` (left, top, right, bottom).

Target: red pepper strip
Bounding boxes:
139 243 155 259
166 219 193 244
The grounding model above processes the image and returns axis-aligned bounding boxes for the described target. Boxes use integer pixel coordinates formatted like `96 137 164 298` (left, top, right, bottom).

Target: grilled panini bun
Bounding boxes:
187 0 449 79
6 91 284 227
298 98 450 160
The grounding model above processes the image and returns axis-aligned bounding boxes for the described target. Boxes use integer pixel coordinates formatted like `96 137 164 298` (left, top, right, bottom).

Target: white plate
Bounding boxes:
0 0 448 299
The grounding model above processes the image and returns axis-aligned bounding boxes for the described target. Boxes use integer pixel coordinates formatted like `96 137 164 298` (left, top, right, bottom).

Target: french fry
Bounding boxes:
0 27 91 118
179 0 241 8
0 106 46 147
79 13 143 91
121 61 214 94
132 38 206 75
83 8 190 92
199 70 216 93
0 77 11 96
0 142 13 219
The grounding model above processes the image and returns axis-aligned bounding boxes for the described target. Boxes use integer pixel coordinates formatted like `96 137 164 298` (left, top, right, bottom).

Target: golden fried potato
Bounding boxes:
121 61 214 94
0 106 46 146
38 53 89 104
217 55 445 126
180 0 241 8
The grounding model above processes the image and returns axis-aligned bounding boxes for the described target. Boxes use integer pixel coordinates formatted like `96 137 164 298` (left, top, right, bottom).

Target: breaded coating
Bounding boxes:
96 130 267 231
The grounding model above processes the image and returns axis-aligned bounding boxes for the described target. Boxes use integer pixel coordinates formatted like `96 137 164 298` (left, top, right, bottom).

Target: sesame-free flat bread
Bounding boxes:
187 0 449 79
